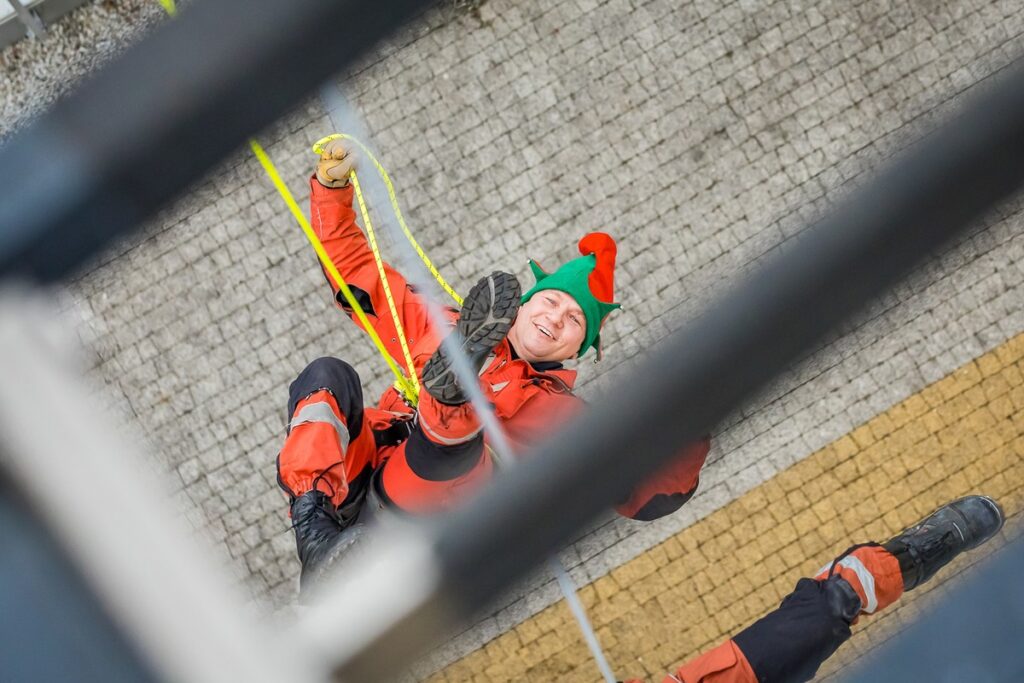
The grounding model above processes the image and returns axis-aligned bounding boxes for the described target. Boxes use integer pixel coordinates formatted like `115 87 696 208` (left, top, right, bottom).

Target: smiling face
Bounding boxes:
507 289 588 363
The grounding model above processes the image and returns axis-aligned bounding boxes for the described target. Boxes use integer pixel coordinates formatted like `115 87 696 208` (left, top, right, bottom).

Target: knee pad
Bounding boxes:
403 428 485 481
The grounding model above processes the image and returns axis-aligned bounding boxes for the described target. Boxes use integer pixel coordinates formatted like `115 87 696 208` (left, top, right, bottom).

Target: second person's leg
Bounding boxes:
663 496 1003 683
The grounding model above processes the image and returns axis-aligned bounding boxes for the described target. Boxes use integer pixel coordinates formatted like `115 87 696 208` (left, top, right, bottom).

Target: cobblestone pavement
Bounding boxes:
3 0 1024 679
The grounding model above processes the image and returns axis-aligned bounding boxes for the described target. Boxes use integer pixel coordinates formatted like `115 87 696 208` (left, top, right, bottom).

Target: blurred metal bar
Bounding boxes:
7 0 46 39
0 0 435 283
0 288 309 683
0 475 156 682
1 0 92 49
302 60 1024 680
842 537 1024 682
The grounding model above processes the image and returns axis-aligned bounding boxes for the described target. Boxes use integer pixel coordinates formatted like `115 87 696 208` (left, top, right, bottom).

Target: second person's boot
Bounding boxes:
883 494 1004 591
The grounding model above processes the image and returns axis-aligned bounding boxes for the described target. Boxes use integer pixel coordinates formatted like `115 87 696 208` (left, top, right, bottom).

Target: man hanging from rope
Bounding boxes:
275 138 711 591
623 494 1004 683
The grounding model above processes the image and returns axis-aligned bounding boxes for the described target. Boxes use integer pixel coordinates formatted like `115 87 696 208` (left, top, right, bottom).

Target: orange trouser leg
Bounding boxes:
376 390 490 514
659 546 904 683
672 640 758 683
813 544 904 618
277 389 377 508
276 358 378 509
378 397 491 515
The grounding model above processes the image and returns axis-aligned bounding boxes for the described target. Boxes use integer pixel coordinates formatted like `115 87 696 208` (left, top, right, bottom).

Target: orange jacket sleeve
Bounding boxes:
308 176 446 372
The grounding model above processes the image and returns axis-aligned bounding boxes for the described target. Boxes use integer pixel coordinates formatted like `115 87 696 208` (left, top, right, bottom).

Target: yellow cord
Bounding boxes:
158 0 177 16
313 133 463 306
249 140 419 404
349 170 421 401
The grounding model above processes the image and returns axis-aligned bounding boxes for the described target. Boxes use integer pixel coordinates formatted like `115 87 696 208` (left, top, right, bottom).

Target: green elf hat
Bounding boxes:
522 232 622 359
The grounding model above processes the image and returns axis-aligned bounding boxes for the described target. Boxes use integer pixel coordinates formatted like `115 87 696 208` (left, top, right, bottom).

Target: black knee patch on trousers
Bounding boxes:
288 357 365 440
733 576 859 683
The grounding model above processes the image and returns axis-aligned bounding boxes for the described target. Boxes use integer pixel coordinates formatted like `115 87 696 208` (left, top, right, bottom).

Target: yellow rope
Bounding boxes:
349 170 421 401
157 0 177 16
313 133 463 306
249 141 419 404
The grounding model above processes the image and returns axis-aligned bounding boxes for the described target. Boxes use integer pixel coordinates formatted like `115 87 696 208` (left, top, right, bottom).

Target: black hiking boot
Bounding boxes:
422 271 521 405
883 495 1004 591
291 490 364 596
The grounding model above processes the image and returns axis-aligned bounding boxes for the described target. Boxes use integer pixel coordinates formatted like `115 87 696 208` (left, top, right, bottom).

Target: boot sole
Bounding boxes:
422 271 521 404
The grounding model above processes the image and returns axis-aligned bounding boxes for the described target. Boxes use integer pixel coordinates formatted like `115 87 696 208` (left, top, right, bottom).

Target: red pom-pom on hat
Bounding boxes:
578 232 617 302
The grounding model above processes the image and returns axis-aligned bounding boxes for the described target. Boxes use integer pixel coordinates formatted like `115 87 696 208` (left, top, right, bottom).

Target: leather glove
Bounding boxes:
315 138 356 188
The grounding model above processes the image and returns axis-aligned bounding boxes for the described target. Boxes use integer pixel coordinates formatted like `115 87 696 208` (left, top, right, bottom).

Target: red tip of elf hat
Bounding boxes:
578 232 617 302
579 231 620 360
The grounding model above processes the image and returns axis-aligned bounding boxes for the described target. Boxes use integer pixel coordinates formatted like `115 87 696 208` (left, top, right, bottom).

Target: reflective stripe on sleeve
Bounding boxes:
827 555 878 613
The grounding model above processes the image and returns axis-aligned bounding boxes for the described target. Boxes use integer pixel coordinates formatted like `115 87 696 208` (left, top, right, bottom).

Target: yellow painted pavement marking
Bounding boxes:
432 332 1024 682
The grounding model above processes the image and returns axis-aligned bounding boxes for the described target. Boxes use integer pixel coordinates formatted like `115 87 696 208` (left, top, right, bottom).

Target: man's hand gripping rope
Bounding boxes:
316 138 356 188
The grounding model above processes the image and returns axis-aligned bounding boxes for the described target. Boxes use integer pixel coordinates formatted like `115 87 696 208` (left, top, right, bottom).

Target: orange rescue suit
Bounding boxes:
303 177 710 518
